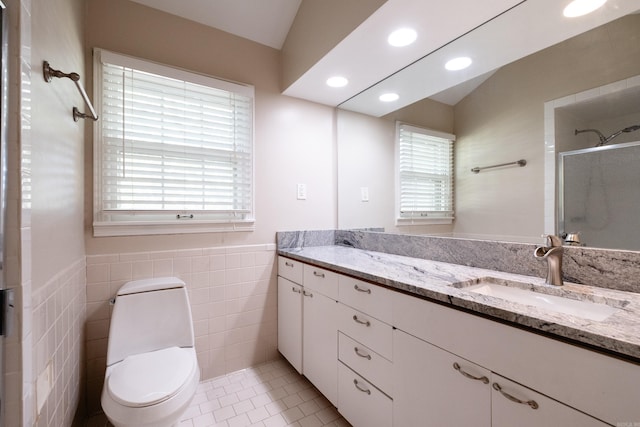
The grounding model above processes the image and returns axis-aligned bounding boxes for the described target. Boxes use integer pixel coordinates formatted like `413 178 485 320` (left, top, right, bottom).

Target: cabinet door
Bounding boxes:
394 329 491 427
491 374 609 427
303 289 339 406
277 277 303 373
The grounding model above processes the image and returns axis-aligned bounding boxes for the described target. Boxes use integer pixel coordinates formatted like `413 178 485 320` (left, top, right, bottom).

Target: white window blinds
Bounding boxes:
397 123 454 221
93 49 254 235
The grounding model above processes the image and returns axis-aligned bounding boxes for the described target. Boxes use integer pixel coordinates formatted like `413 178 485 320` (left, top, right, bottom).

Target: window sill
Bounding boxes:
396 217 454 226
93 219 255 237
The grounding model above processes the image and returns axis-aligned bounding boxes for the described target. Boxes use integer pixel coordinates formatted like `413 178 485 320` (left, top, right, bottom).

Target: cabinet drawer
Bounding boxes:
338 362 392 427
303 264 339 299
338 303 393 360
338 332 392 394
491 374 608 427
338 276 392 324
278 256 303 284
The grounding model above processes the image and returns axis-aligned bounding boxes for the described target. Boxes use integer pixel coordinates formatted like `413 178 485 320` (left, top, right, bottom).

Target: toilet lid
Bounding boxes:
108 346 195 408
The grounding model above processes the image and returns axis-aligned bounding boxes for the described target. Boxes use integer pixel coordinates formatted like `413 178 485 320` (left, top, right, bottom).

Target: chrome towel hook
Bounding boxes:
43 61 99 122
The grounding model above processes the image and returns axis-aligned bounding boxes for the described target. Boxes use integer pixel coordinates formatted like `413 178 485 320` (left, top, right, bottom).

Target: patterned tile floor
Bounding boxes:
85 357 351 427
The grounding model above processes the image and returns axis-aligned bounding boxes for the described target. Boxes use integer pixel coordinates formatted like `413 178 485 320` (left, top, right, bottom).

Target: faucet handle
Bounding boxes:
542 234 563 247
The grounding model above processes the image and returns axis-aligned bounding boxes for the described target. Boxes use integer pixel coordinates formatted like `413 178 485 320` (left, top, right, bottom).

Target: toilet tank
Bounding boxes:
106 277 195 366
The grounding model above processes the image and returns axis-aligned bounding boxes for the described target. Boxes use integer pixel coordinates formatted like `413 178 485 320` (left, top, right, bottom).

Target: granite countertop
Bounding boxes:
278 245 640 362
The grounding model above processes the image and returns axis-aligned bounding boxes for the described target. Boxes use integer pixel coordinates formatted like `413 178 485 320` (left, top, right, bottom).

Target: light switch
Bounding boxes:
297 183 307 200
361 187 369 202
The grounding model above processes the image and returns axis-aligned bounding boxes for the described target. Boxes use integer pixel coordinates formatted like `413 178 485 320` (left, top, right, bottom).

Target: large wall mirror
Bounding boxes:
336 0 640 251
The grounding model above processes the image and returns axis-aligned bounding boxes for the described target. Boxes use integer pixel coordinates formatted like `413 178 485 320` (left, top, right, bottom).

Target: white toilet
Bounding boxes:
101 277 200 427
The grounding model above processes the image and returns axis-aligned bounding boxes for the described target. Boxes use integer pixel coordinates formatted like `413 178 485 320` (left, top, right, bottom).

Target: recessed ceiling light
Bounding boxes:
445 57 472 71
326 76 348 88
379 93 399 102
563 0 607 17
388 28 417 47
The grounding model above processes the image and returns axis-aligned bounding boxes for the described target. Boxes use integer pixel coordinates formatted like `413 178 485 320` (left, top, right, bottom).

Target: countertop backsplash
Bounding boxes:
276 229 640 294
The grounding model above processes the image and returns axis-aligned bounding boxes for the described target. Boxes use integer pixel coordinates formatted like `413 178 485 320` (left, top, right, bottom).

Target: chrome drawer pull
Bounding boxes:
352 315 371 327
453 362 489 384
354 347 372 360
354 284 371 294
285 261 294 267
492 383 539 410
353 379 371 395
303 290 313 298
313 271 325 278
291 287 301 294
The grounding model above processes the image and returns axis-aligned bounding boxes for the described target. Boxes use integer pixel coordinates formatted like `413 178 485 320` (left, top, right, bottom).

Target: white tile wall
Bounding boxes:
31 257 86 426
85 243 279 416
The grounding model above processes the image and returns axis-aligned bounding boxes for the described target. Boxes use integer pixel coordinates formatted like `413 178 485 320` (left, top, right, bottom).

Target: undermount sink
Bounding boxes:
451 277 628 322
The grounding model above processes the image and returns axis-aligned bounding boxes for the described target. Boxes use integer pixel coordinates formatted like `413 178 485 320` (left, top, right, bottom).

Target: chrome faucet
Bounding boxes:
534 235 564 286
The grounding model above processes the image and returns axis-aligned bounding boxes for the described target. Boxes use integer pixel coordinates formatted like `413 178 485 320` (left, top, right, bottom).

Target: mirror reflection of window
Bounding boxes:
396 123 455 226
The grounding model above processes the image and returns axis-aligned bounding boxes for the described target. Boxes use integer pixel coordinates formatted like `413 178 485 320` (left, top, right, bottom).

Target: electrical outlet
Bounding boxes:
297 183 307 200
361 187 369 202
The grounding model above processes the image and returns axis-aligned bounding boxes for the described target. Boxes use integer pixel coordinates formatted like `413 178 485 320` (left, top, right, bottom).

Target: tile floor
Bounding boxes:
85 357 351 427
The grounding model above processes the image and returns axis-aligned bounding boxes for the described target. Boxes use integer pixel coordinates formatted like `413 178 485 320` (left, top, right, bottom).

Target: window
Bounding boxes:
93 49 254 236
396 122 455 225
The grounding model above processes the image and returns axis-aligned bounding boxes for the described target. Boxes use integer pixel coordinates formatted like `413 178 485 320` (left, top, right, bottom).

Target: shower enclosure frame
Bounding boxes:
557 139 640 249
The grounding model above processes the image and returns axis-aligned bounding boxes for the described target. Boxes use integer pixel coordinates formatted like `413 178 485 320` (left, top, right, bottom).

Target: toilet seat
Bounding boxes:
107 346 196 408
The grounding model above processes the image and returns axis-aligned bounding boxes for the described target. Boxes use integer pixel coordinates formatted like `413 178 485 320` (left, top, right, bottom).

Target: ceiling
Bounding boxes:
129 0 302 50
129 0 522 107
129 0 640 115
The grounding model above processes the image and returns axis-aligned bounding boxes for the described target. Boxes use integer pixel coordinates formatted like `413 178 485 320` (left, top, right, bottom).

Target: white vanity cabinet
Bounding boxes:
301 283 339 405
394 329 492 427
277 257 339 405
338 362 393 427
491 374 608 427
277 276 303 373
393 291 628 426
277 257 304 373
278 255 639 426
393 328 609 427
336 276 394 427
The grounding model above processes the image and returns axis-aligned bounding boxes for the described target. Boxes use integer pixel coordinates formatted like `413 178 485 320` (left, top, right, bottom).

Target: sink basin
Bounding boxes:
451 277 627 321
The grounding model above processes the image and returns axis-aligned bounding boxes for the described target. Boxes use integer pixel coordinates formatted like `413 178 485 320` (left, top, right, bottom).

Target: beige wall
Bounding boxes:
281 0 386 90
32 0 88 423
453 14 640 241
8 0 89 424
31 0 86 290
82 0 339 415
85 0 337 254
337 97 455 234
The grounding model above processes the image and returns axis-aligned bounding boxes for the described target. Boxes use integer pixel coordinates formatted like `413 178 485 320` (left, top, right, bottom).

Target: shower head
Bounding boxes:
575 125 640 147
622 125 640 133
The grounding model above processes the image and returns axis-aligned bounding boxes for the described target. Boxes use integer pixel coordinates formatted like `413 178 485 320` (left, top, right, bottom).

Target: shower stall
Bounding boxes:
559 140 640 251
